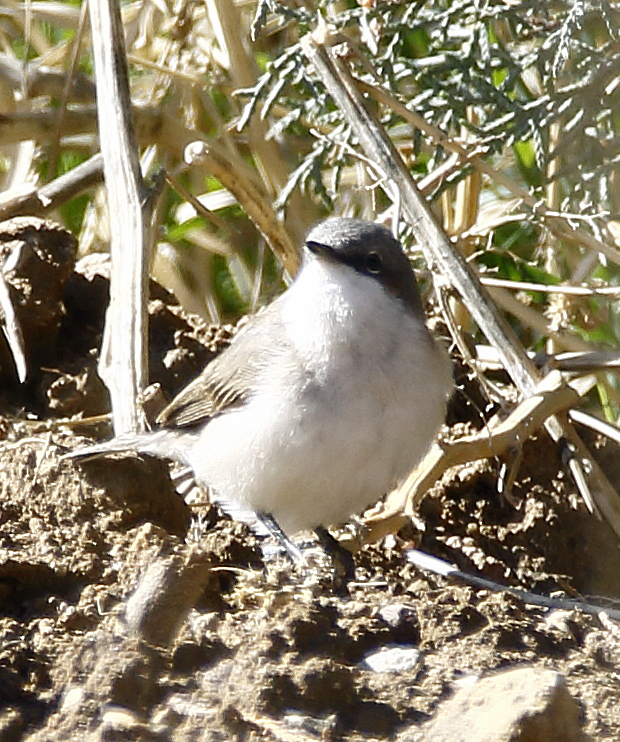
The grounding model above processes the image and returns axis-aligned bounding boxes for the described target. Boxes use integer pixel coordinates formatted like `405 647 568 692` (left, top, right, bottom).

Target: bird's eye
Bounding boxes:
365 251 382 274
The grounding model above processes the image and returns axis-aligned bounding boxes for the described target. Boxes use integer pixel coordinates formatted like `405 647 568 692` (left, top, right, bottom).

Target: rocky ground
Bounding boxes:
1 218 620 741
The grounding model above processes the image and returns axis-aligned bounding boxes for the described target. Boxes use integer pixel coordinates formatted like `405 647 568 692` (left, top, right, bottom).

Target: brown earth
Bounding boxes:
1 219 620 741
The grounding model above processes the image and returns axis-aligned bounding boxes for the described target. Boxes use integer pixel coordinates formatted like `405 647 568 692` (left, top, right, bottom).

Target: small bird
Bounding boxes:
68 218 452 552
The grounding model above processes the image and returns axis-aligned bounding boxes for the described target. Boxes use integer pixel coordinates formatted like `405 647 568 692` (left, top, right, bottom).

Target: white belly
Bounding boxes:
188 261 451 535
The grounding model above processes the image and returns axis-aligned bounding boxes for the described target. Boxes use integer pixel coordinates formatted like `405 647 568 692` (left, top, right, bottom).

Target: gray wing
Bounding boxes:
157 303 291 429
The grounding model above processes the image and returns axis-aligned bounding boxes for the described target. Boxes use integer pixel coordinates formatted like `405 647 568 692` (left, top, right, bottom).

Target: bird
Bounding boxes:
67 218 452 560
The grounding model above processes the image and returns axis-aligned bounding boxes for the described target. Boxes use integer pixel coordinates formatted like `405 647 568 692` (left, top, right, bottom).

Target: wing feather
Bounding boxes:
157 303 290 429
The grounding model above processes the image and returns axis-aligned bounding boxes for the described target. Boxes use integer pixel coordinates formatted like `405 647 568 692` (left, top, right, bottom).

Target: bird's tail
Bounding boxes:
61 429 197 467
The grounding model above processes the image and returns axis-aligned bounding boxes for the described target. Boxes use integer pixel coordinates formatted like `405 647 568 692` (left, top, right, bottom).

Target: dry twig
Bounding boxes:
363 371 596 541
407 549 620 622
89 0 150 434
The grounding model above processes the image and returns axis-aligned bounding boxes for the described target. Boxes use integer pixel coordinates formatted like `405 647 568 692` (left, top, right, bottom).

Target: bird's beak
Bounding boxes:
305 241 337 262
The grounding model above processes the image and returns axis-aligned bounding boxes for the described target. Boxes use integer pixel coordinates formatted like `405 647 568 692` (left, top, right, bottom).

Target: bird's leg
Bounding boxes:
257 511 304 563
315 526 356 582
257 513 356 587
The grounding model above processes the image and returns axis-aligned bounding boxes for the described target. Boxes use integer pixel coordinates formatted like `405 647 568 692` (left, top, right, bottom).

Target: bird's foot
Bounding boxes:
314 526 356 591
